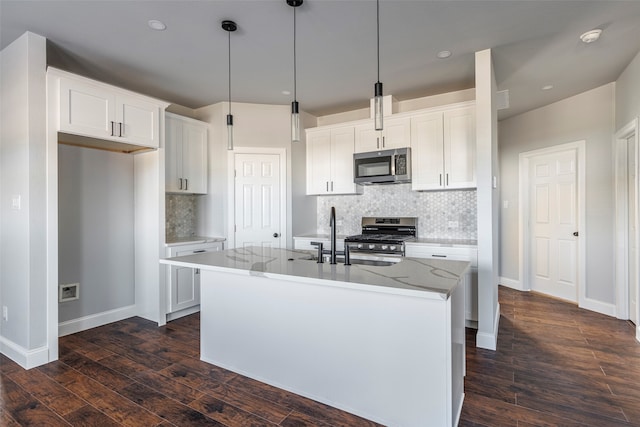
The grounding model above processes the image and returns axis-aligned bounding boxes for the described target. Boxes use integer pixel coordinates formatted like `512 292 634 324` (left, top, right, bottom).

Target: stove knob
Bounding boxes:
389 245 397 251
368 244 376 250
381 245 389 251
357 243 364 249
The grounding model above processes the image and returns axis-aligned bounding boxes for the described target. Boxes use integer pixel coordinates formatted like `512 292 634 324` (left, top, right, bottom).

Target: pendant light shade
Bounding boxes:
222 20 237 150
287 0 303 143
374 0 383 131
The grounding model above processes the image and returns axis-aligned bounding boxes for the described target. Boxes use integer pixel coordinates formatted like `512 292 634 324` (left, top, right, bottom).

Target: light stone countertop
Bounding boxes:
160 246 470 300
165 236 226 247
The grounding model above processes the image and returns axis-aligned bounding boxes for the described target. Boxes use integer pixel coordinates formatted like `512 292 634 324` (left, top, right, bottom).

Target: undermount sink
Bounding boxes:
300 255 401 267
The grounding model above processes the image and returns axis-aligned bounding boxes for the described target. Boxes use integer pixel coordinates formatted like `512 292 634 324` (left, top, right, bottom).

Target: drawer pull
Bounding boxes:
193 250 206 253
432 254 447 258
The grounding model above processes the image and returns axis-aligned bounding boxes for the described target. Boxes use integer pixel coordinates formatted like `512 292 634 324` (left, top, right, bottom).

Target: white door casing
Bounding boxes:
228 148 287 250
615 118 640 326
628 134 637 325
520 141 586 305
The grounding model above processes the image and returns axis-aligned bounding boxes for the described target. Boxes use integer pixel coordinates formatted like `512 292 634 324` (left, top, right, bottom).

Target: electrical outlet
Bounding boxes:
448 221 459 229
2 306 7 321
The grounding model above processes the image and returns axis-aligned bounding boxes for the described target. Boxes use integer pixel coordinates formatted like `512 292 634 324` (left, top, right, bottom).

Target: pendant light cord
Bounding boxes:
293 6 297 103
376 0 380 82
376 0 380 83
228 30 232 115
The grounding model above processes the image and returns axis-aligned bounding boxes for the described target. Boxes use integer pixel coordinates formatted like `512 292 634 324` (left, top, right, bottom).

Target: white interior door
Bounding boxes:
234 153 282 249
530 149 579 302
629 135 638 325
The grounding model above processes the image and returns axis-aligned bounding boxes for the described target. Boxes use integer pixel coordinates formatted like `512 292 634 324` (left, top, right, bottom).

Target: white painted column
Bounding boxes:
475 49 500 350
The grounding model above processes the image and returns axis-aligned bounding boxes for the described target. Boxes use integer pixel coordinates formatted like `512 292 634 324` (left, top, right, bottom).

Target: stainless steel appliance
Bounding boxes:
353 147 411 185
345 217 418 257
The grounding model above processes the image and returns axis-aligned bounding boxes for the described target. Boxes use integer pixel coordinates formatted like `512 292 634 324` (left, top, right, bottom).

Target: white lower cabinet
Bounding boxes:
166 241 223 317
405 244 478 326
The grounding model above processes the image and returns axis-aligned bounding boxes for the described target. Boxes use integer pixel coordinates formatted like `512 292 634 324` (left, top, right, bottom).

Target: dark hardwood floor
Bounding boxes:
1 286 639 426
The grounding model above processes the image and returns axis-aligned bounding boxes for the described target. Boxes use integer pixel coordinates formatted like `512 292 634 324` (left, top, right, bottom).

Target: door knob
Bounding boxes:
573 231 579 236
273 233 280 238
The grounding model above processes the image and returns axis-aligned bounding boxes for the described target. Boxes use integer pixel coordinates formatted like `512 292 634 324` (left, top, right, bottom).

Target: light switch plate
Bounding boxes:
11 195 21 210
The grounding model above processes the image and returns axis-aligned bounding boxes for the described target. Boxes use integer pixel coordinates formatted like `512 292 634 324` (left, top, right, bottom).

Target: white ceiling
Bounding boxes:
2 0 640 120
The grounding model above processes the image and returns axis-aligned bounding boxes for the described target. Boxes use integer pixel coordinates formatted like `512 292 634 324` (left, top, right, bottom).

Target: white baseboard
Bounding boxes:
637 325 640 343
476 302 500 351
0 336 49 369
579 298 616 318
166 305 200 322
58 304 137 337
499 276 524 291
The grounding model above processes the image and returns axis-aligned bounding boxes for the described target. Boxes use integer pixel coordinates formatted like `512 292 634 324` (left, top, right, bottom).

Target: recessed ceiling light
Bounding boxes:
437 50 452 59
281 90 291 96
580 29 602 44
148 20 167 31
542 85 553 91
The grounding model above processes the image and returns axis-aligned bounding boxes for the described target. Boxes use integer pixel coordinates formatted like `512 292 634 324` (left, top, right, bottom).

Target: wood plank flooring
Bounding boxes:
1 286 639 426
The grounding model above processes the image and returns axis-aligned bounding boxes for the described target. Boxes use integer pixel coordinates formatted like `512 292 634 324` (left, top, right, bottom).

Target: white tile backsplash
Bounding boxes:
317 184 477 239
166 194 198 239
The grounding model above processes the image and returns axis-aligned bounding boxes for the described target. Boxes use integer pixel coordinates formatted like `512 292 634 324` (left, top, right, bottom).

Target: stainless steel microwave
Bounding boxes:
354 147 411 185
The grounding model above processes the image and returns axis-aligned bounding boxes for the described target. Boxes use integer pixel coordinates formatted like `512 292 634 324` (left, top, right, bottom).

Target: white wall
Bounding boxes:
0 32 49 368
616 50 640 131
194 102 316 248
58 145 135 322
499 83 616 305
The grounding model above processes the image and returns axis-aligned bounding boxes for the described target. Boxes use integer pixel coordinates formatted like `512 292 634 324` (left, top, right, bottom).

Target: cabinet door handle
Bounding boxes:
446 173 449 186
118 122 123 137
179 178 183 190
331 181 334 191
382 136 385 148
377 137 380 149
439 174 442 186
110 121 115 136
326 181 329 192
185 179 188 191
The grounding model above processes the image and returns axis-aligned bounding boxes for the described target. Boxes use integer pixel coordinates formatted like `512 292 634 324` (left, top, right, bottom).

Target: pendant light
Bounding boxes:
287 0 303 143
374 0 383 131
222 20 237 150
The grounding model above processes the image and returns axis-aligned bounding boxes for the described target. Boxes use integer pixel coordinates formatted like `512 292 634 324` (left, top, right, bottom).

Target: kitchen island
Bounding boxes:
161 247 469 427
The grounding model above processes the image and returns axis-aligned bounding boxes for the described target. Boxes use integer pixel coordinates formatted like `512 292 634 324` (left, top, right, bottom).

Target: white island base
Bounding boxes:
200 267 466 426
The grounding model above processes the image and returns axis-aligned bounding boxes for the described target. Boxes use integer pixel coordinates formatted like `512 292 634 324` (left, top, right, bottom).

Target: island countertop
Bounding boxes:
160 246 470 299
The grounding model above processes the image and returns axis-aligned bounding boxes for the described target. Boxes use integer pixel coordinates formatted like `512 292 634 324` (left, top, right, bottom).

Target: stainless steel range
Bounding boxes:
345 217 418 256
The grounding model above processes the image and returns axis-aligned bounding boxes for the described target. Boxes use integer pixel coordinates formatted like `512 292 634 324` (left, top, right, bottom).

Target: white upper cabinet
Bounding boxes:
411 104 476 191
354 116 411 153
306 126 362 195
165 113 208 194
53 68 165 149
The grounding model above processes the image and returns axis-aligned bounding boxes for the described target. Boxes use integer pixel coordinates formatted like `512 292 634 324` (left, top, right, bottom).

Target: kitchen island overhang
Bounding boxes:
161 247 469 427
